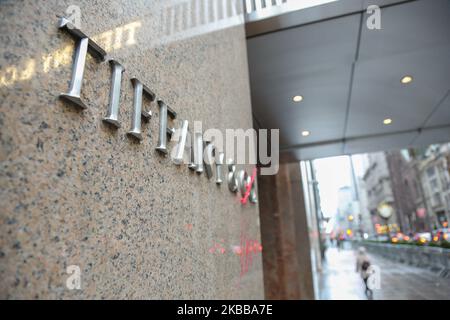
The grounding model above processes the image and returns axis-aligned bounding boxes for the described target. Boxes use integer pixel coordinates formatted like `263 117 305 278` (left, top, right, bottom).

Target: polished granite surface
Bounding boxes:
0 0 263 299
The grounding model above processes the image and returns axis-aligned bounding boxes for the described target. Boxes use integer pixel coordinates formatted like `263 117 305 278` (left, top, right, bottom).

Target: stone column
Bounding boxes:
257 162 315 299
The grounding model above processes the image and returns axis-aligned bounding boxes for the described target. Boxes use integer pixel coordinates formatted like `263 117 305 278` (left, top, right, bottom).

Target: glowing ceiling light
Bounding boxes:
401 75 413 84
301 130 310 137
383 118 393 125
292 95 303 102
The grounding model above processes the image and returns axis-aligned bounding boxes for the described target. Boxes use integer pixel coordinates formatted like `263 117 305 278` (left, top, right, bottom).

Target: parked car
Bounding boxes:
432 228 450 242
388 232 411 243
413 232 431 244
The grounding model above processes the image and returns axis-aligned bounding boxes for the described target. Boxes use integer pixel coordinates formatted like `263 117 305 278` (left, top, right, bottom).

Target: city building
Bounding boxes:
363 152 399 235
355 177 374 236
336 186 358 238
417 144 450 228
385 149 426 233
360 146 449 234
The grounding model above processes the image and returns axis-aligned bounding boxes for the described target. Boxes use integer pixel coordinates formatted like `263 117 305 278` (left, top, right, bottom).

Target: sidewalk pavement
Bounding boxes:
318 246 450 300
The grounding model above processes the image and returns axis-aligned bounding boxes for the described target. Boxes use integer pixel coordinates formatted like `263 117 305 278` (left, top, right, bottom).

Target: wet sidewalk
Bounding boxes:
318 246 450 300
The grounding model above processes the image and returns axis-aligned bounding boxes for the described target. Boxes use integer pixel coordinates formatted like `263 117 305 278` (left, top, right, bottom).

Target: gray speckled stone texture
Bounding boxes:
0 0 264 299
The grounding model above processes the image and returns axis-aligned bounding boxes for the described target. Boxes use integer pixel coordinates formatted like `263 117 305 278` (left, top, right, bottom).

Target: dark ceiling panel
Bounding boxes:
245 0 409 38
254 65 353 146
423 90 450 127
358 0 450 61
247 0 450 160
247 14 360 79
247 14 361 146
344 131 418 155
281 142 344 162
346 45 450 137
345 0 450 139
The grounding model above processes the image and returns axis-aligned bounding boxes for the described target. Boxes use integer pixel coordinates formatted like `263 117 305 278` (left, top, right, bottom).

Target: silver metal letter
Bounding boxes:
127 78 154 141
103 60 125 127
172 120 189 165
227 159 238 192
156 100 177 154
194 131 204 173
188 131 197 171
203 141 215 179
215 152 224 185
236 169 249 198
58 17 106 109
248 175 258 203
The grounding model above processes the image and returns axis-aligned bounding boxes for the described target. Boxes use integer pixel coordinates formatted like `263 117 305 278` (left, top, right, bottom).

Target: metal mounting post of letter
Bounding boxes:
58 17 107 109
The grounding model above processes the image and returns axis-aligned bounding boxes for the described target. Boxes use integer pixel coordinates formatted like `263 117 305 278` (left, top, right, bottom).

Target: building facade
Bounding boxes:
335 186 358 238
417 144 450 229
2 0 450 301
0 0 264 299
355 177 374 236
363 152 399 234
385 150 426 233
361 146 450 234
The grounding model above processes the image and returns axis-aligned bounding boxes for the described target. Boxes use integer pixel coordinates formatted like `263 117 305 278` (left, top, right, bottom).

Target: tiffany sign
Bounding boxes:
56 17 279 205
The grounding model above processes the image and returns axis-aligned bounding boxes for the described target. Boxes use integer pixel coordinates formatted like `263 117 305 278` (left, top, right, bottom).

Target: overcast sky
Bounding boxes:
313 154 367 218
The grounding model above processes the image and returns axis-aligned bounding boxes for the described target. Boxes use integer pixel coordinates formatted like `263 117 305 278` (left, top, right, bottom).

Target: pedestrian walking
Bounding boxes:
356 247 373 299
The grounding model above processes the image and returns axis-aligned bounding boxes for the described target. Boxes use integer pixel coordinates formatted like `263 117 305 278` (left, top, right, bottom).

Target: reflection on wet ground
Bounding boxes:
319 247 450 300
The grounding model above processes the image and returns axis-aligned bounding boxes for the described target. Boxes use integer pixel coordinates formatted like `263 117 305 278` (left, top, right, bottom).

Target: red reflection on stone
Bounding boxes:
240 167 257 205
238 237 262 278
209 242 226 254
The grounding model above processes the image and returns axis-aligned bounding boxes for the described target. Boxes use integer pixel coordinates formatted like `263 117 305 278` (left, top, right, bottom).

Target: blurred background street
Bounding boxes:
319 247 450 300
250 0 450 301
308 143 450 300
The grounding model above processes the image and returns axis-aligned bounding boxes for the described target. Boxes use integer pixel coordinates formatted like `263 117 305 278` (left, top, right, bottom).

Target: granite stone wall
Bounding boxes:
257 162 315 299
0 0 263 299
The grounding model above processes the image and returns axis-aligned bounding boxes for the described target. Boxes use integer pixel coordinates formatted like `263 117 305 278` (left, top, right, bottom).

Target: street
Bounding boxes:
319 247 450 300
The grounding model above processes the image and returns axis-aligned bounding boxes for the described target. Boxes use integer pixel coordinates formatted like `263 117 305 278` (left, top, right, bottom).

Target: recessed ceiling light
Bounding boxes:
401 75 413 84
383 118 393 125
293 95 303 102
302 130 310 136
